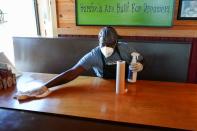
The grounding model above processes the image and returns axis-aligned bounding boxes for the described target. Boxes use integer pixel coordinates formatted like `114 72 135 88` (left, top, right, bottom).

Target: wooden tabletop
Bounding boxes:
1 72 197 130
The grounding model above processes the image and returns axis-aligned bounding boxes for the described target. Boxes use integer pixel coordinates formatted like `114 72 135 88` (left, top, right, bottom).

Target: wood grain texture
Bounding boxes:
1 72 197 130
56 0 197 37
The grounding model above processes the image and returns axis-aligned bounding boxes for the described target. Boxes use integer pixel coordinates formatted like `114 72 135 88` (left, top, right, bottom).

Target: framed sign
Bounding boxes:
177 0 197 20
75 0 175 27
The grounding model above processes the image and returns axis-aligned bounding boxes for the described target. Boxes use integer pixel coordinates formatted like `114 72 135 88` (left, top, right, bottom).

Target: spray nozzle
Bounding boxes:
131 52 140 63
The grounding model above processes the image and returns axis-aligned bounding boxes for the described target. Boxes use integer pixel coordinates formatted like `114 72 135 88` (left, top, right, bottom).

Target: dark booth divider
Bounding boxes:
13 37 191 82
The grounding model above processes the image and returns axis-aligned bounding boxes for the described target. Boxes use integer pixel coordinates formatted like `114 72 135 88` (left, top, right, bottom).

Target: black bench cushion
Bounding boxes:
13 37 191 82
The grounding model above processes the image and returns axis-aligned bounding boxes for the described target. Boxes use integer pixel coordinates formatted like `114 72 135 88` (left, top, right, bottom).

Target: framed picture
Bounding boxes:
75 0 175 27
177 0 197 20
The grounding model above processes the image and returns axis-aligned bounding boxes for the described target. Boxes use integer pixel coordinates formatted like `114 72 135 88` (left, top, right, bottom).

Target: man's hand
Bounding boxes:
14 86 51 100
130 62 143 72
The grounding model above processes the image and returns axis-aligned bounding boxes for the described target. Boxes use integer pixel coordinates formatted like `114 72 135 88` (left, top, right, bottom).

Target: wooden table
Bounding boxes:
1 72 197 130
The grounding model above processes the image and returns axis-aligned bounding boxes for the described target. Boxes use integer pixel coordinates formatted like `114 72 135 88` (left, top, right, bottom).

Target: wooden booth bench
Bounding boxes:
13 36 191 82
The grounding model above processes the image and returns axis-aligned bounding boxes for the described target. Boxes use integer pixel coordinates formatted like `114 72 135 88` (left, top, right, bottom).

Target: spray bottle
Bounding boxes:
128 52 139 83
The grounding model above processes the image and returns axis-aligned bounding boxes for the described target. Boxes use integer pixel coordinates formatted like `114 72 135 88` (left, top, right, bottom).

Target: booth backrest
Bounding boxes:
13 37 97 76
124 40 191 82
13 37 191 82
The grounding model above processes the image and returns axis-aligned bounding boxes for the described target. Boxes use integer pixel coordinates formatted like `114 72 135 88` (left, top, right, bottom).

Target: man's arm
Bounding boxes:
14 65 87 100
44 65 87 88
14 50 95 100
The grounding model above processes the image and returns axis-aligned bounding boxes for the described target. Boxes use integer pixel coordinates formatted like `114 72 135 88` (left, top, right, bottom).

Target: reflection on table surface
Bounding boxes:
1 72 197 130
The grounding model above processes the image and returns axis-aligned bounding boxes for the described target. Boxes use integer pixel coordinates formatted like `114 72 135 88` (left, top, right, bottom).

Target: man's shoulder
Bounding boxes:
91 46 100 52
77 46 101 67
117 41 130 50
89 46 100 55
84 46 100 58
118 41 128 45
117 41 136 55
118 41 129 46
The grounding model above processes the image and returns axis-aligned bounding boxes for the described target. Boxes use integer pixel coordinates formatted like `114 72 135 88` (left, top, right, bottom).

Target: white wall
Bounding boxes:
0 0 37 64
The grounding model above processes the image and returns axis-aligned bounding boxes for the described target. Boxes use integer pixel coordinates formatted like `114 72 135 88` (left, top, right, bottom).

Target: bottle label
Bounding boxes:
127 66 133 80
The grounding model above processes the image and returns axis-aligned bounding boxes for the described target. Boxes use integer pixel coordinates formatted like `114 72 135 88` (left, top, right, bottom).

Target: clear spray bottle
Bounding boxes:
128 52 140 83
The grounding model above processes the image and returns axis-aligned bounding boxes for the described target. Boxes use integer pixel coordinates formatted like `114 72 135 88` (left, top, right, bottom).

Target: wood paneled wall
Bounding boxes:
56 0 197 37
